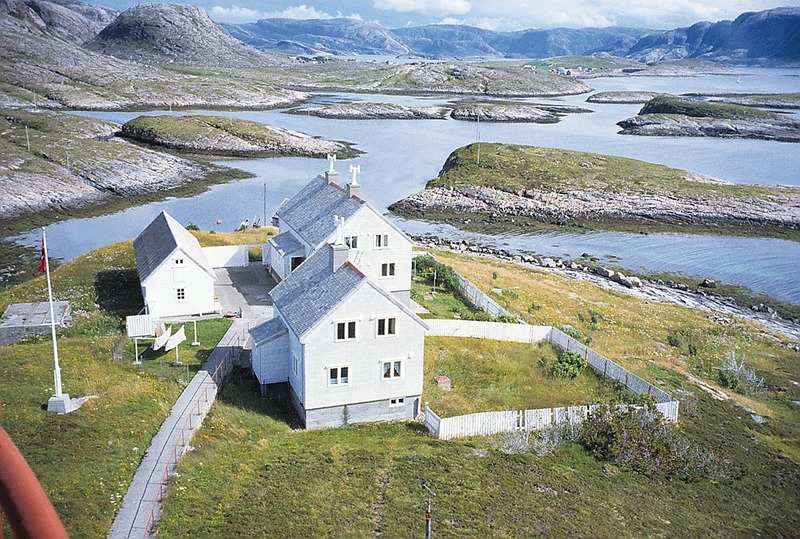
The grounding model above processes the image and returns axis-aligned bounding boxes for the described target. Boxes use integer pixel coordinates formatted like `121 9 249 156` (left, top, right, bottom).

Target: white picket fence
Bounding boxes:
418 254 680 440
425 400 680 441
423 321 679 440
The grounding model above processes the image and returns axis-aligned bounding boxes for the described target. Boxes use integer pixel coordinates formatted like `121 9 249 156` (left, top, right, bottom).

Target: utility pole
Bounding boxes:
263 182 267 227
421 478 435 539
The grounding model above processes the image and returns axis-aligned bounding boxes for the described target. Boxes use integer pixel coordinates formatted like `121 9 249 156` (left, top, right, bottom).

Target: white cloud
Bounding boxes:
210 4 340 23
373 0 472 16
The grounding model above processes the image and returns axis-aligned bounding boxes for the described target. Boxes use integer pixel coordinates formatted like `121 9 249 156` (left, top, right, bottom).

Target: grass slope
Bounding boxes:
427 143 787 200
640 95 780 120
0 234 250 537
154 249 799 537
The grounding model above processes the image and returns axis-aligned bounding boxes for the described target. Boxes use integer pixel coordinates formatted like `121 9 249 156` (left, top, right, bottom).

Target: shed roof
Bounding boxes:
268 231 304 255
250 316 288 346
133 211 215 282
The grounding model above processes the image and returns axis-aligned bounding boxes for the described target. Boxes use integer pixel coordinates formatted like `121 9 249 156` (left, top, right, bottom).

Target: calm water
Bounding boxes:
12 69 800 303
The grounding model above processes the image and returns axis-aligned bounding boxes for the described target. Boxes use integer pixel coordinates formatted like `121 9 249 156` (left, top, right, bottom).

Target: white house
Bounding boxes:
267 159 414 305
251 242 428 429
133 211 217 319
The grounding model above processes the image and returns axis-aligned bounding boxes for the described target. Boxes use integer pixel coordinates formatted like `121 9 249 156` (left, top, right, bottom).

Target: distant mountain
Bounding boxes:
86 3 286 67
392 25 648 58
627 7 800 64
23 0 118 45
225 8 799 64
222 18 411 57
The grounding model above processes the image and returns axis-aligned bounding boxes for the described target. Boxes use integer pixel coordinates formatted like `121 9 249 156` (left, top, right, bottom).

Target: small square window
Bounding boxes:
329 366 350 386
176 288 186 301
377 317 396 337
174 258 184 266
381 263 395 277
336 321 357 341
382 360 402 379
389 398 405 407
375 234 389 248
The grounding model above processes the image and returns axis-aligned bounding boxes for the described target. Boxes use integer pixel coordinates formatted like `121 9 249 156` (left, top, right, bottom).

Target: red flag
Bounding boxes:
37 238 47 275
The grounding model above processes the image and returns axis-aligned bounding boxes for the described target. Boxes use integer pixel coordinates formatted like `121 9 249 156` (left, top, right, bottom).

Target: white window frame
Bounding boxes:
345 235 358 249
382 360 402 380
328 365 350 387
389 397 405 407
292 354 300 376
375 234 389 248
175 288 186 301
335 320 357 341
381 262 396 278
376 317 397 337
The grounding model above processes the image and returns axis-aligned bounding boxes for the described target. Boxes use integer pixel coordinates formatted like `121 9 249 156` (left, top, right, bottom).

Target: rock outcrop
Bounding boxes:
85 3 285 68
295 103 450 120
617 113 800 142
120 115 354 157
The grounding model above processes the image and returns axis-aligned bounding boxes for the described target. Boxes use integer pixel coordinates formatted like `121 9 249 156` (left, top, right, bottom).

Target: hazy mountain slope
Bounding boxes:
627 7 800 64
223 17 411 56
86 3 286 67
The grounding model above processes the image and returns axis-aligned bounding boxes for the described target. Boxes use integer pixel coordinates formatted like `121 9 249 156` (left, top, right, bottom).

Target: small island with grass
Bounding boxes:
121 115 359 158
389 143 800 239
617 95 800 142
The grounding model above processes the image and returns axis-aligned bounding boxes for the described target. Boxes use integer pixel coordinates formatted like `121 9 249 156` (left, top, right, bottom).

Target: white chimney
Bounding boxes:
331 243 349 272
347 164 361 198
325 153 339 184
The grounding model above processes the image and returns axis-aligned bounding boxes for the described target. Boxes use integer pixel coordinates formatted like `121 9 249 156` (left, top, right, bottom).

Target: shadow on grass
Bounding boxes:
94 269 143 317
218 368 299 427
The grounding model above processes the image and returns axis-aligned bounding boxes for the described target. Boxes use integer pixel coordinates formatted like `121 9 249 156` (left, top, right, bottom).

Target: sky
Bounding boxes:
83 0 800 31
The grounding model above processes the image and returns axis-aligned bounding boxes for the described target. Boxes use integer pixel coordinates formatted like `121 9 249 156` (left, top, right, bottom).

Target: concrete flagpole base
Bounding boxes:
47 394 77 414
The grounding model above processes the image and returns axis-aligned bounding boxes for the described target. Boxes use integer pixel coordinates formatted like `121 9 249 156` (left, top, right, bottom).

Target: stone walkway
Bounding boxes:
107 320 249 539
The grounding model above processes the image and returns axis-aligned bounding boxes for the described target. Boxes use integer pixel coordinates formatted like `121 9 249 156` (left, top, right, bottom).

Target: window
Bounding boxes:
329 366 349 386
336 321 357 341
382 360 402 379
390 398 405 407
292 354 299 376
176 288 186 301
174 258 184 265
381 263 396 277
377 317 396 337
375 234 389 248
345 236 358 249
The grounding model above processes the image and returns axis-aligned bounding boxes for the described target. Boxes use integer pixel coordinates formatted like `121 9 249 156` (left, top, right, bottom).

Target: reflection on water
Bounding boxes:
10 69 800 303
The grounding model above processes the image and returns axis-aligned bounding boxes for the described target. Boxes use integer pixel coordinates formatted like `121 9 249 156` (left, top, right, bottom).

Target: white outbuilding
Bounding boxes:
133 211 217 319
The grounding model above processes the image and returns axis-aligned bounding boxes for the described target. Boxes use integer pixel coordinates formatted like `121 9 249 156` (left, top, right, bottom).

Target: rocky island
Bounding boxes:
291 102 450 120
617 96 800 142
389 143 800 239
450 102 592 123
121 115 357 157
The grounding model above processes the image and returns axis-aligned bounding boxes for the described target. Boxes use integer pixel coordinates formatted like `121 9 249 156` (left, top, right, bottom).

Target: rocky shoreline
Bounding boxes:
414 234 800 343
293 103 449 120
391 184 800 231
617 113 800 142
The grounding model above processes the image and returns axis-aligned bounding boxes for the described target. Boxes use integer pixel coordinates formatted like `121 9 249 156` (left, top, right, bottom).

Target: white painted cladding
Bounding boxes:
202 245 249 268
140 247 216 318
251 333 290 385
300 284 425 411
337 206 413 301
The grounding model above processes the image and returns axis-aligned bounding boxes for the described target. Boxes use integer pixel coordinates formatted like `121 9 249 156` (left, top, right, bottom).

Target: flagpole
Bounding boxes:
42 228 63 397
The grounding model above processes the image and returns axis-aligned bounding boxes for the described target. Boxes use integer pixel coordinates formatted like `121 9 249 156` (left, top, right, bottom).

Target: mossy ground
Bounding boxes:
151 248 799 537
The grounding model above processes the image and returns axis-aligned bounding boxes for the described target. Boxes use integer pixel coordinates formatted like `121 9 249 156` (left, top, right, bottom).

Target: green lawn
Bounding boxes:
154 371 799 538
424 337 622 417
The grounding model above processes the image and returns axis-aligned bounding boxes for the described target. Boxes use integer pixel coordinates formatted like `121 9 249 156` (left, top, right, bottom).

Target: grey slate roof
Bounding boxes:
271 245 365 338
269 231 304 255
271 244 428 339
133 211 214 282
275 177 364 248
250 316 288 346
